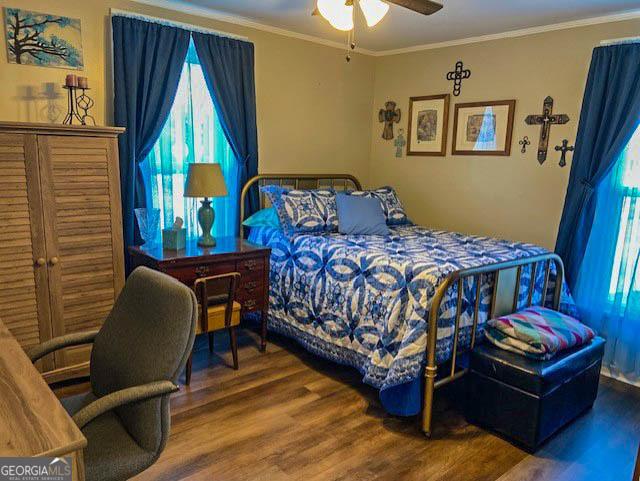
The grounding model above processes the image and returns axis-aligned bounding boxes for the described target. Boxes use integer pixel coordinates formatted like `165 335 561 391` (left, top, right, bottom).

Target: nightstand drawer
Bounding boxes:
167 262 236 285
236 277 264 312
237 283 264 301
239 275 262 297
237 257 265 275
238 296 262 313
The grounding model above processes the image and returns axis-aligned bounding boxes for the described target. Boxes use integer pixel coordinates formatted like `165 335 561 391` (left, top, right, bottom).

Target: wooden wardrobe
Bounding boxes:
0 122 125 382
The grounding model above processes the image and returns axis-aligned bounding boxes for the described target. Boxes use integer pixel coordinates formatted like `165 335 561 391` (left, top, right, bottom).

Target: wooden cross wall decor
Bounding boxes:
379 101 401 140
446 61 471 97
525 96 570 164
555 139 574 168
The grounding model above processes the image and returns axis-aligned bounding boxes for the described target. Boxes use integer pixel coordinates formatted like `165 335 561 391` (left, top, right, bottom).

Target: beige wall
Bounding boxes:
0 0 376 183
369 19 639 249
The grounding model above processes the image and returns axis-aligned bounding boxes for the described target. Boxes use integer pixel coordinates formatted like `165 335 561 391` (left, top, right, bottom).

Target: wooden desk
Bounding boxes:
0 318 86 480
129 237 271 350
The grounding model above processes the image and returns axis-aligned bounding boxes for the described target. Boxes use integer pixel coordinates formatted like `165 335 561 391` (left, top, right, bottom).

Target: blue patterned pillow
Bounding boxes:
346 186 410 225
260 185 338 234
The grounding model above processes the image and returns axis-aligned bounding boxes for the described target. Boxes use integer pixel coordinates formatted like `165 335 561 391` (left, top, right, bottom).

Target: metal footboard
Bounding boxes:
421 253 565 436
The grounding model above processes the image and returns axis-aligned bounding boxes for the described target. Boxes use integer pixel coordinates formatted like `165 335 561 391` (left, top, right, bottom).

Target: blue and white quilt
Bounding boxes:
249 225 575 397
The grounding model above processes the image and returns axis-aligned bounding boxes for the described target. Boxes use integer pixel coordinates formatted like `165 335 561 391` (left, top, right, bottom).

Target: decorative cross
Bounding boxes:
379 101 401 140
394 129 406 158
446 61 471 97
519 136 531 154
555 139 574 168
525 96 570 164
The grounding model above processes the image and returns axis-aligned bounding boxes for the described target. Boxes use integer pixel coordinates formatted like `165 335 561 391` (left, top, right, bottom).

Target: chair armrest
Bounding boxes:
26 330 100 363
72 380 179 429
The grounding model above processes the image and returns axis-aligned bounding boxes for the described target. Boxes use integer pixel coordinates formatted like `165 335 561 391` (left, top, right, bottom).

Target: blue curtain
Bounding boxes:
555 44 640 290
140 41 240 240
112 16 190 268
575 128 640 384
192 33 260 228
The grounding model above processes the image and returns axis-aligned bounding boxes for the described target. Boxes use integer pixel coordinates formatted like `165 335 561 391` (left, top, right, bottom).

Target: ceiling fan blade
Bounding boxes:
387 0 443 15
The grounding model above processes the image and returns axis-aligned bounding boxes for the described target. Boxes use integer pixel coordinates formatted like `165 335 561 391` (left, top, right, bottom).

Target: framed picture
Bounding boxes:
452 100 516 156
407 94 450 156
4 7 84 69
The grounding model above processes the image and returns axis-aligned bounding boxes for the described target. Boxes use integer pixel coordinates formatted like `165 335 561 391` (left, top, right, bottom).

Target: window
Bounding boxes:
609 127 640 301
140 40 239 239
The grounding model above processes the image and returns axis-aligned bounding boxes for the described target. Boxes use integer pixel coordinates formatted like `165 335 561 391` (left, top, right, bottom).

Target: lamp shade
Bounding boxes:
359 0 389 27
317 0 354 31
184 163 228 198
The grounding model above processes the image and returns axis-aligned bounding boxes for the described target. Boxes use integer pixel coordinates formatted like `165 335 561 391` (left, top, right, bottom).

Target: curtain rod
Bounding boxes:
600 36 640 46
110 9 251 43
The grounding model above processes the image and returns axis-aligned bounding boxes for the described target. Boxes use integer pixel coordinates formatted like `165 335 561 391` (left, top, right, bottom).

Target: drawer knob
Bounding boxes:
244 299 257 309
35 258 46 267
245 281 259 291
49 257 59 266
195 266 210 276
243 260 259 271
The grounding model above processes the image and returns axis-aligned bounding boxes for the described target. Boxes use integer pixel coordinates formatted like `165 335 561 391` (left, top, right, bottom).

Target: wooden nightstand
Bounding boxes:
129 237 271 353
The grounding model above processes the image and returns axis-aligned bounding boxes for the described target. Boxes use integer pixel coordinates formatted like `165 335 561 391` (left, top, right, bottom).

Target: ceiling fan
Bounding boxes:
313 0 442 31
312 0 443 60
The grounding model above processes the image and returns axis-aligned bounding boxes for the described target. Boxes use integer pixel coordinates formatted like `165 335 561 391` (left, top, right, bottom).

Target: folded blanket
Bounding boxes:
485 306 595 360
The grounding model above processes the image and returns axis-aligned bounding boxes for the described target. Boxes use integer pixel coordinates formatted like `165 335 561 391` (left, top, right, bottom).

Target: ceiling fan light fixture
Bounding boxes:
358 0 390 27
317 0 354 31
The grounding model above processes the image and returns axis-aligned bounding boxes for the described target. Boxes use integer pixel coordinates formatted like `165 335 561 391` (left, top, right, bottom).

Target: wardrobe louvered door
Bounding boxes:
0 133 54 372
0 123 124 382
37 135 125 373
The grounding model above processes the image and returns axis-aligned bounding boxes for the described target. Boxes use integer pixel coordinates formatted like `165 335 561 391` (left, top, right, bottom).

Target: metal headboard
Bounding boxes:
239 173 362 236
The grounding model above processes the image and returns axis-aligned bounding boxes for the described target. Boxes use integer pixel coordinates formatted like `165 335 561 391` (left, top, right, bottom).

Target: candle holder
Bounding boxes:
62 85 95 126
76 88 95 126
62 85 83 125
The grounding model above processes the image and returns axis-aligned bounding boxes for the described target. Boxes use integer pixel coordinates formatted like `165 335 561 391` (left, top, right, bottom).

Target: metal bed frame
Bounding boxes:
240 174 564 437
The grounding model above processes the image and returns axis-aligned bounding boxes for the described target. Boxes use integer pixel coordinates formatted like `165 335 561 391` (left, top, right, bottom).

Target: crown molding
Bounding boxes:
372 9 640 56
129 0 640 57
129 0 376 55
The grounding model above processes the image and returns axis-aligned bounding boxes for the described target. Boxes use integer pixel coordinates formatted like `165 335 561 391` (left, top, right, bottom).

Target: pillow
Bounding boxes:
242 207 281 228
260 185 338 234
346 186 410 225
336 193 390 236
485 306 596 360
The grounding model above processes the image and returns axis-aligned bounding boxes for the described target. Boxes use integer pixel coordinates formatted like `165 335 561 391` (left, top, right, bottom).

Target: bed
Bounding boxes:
240 174 575 437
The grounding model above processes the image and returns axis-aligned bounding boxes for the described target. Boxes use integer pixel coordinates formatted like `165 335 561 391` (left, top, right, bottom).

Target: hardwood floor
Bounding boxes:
56 329 640 481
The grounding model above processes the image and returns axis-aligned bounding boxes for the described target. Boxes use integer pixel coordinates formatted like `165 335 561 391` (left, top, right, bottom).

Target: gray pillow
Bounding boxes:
345 186 410 225
336 193 390 236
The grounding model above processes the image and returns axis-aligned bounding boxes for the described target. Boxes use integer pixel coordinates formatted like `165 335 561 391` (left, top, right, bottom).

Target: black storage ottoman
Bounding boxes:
465 337 606 452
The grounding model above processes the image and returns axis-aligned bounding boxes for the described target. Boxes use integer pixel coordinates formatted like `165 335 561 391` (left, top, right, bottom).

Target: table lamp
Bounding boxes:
184 163 228 247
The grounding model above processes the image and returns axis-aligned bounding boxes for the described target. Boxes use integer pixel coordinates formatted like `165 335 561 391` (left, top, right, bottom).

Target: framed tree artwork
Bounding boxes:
407 94 450 156
4 8 84 69
452 100 516 156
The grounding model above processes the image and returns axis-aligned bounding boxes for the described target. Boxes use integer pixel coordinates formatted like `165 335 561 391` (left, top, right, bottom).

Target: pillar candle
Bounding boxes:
65 74 77 87
77 77 88 89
